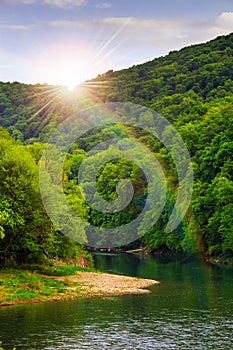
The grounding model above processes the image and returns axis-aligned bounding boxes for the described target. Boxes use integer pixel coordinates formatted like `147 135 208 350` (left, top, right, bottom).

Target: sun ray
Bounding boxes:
25 86 71 138
26 86 62 106
92 17 132 63
28 91 60 121
23 17 134 138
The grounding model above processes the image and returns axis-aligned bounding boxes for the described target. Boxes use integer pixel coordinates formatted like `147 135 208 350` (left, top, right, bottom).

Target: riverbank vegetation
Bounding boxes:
0 264 158 306
0 264 94 306
0 33 232 267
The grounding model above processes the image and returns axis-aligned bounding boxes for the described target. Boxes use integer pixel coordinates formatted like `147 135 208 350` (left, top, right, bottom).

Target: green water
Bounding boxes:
0 254 232 349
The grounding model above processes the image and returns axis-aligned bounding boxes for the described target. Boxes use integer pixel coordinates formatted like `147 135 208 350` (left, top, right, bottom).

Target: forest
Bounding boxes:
0 33 232 266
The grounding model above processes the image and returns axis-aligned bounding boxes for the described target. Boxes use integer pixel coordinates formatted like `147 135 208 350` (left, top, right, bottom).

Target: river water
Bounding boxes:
0 253 232 349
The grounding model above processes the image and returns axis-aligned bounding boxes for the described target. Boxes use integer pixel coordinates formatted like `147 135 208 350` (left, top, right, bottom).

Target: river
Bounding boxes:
0 253 232 349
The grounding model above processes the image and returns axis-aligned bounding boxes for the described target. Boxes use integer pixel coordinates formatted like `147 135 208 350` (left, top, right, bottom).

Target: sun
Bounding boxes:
49 58 90 90
53 56 92 90
65 83 77 92
57 68 82 91
36 43 99 90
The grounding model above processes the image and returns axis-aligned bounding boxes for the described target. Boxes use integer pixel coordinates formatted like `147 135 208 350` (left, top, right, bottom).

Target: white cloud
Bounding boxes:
43 0 86 8
48 13 233 47
96 2 111 9
20 0 35 3
1 0 36 3
16 0 35 3
48 12 233 69
50 20 84 27
100 13 233 52
0 24 30 30
0 64 13 69
216 12 233 29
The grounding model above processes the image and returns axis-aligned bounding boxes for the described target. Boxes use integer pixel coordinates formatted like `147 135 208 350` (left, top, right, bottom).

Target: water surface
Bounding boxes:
0 254 232 349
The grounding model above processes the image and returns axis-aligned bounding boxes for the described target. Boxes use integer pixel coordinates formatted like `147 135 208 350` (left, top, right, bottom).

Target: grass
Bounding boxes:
0 263 158 308
21 262 95 276
0 269 66 304
0 264 95 306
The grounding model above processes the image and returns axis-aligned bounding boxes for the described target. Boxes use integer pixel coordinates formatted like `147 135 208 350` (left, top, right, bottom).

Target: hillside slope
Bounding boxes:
0 33 232 262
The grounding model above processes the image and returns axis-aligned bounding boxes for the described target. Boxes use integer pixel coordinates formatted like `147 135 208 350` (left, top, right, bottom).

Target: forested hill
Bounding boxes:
0 33 232 264
0 33 233 141
92 32 233 105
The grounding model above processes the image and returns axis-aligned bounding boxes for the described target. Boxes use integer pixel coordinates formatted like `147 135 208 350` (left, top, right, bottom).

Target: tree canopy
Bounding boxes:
0 33 232 263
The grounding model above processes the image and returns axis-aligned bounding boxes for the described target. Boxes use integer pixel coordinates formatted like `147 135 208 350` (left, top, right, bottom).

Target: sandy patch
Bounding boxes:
48 271 159 297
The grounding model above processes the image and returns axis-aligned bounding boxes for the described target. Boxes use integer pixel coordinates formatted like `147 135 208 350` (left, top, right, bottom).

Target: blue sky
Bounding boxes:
0 0 233 88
